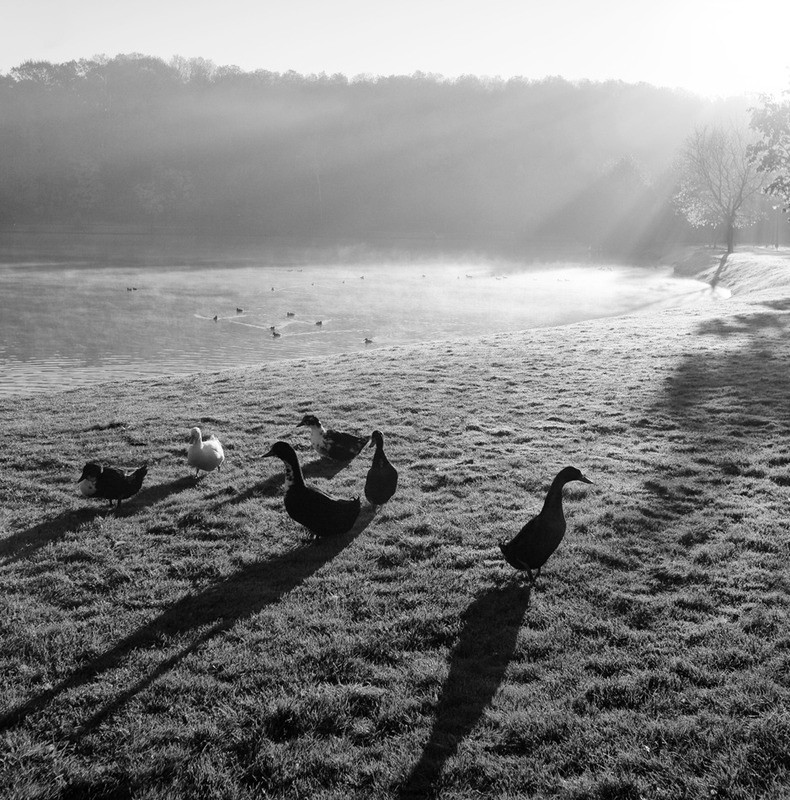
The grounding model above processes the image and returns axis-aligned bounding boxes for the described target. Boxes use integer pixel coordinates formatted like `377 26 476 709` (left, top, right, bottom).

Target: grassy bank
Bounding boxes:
1 248 789 799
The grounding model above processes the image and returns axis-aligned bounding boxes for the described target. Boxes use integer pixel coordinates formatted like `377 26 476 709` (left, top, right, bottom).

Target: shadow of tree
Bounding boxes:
0 505 377 737
0 477 195 564
663 310 790 423
397 582 532 799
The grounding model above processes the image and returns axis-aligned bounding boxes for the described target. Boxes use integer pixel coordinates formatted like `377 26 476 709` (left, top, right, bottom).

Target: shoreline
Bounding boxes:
2 246 790 797
0 246 771 403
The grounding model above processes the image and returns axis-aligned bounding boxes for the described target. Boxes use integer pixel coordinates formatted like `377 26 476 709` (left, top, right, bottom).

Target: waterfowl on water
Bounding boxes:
213 315 218 321
272 330 281 338
77 462 148 510
286 311 295 317
297 414 370 462
500 466 592 584
264 441 361 537
315 320 323 326
187 427 225 479
236 307 243 313
364 430 398 506
364 337 373 344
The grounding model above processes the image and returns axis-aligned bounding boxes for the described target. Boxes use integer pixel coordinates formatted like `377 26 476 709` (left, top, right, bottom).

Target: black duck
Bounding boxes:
264 441 361 537
500 466 592 583
297 414 370 462
77 462 148 510
364 430 398 506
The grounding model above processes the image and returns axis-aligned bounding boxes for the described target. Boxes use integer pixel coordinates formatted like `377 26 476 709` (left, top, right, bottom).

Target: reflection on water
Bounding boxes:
0 237 724 397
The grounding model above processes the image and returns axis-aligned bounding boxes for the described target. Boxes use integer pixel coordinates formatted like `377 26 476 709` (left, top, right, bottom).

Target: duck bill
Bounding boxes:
579 474 593 484
262 447 276 458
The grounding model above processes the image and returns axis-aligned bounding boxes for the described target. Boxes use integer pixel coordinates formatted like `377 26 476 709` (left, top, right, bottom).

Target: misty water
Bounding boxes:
0 236 724 398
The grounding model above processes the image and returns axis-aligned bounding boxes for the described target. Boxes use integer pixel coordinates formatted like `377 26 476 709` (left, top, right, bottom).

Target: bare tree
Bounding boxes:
675 124 767 253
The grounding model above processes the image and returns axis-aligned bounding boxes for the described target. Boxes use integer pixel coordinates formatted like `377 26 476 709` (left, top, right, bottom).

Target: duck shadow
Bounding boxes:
0 506 377 737
0 507 103 564
210 456 360 510
122 475 196 511
210 472 285 508
397 582 532 799
0 476 195 565
302 457 357 480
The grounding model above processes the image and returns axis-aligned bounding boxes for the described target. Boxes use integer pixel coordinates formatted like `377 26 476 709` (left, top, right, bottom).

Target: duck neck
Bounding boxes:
541 474 568 516
283 458 305 490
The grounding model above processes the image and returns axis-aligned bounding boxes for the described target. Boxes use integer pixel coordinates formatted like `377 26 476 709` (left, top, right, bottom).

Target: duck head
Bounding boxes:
370 430 385 449
263 441 299 464
77 462 101 496
297 414 321 429
78 462 102 482
188 427 203 444
558 466 593 485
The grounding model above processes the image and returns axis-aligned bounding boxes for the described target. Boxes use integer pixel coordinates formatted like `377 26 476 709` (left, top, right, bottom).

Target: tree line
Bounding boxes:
0 54 783 252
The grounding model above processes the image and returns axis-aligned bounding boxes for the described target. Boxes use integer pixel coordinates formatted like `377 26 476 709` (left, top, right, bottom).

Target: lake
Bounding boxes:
0 234 724 397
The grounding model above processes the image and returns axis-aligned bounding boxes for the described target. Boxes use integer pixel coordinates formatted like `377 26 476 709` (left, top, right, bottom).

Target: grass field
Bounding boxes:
1 247 790 799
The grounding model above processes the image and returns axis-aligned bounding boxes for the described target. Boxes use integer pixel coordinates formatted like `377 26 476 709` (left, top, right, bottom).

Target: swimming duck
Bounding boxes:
500 466 592 583
264 441 361 537
364 430 398 506
187 427 225 479
315 320 323 326
286 311 296 317
297 414 370 462
272 330 281 338
236 307 243 313
364 337 373 344
77 462 148 510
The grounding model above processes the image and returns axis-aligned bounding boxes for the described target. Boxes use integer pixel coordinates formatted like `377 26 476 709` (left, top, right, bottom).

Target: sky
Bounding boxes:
1 0 788 99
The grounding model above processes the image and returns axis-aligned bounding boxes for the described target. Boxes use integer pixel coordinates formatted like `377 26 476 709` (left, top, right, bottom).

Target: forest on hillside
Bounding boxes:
0 54 771 252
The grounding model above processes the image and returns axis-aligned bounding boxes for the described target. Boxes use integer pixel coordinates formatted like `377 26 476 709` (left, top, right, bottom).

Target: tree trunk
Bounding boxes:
726 220 735 253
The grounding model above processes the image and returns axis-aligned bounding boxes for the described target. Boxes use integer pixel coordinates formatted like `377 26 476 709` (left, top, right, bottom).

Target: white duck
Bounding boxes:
187 427 225 479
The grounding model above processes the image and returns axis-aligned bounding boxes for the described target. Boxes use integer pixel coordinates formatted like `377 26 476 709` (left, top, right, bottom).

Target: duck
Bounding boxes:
297 414 370 462
263 441 361 537
364 430 398 506
236 307 243 313
187 427 225 479
77 462 148 510
272 330 281 338
286 311 296 317
364 337 373 344
315 320 323 326
500 466 592 584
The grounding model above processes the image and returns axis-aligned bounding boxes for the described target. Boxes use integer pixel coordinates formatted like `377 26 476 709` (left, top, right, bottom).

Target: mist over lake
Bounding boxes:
0 234 722 397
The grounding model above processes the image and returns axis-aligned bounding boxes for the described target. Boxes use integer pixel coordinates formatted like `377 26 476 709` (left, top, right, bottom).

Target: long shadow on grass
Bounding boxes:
0 506 377 736
0 477 194 564
0 507 103 564
397 582 532 799
662 310 790 425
